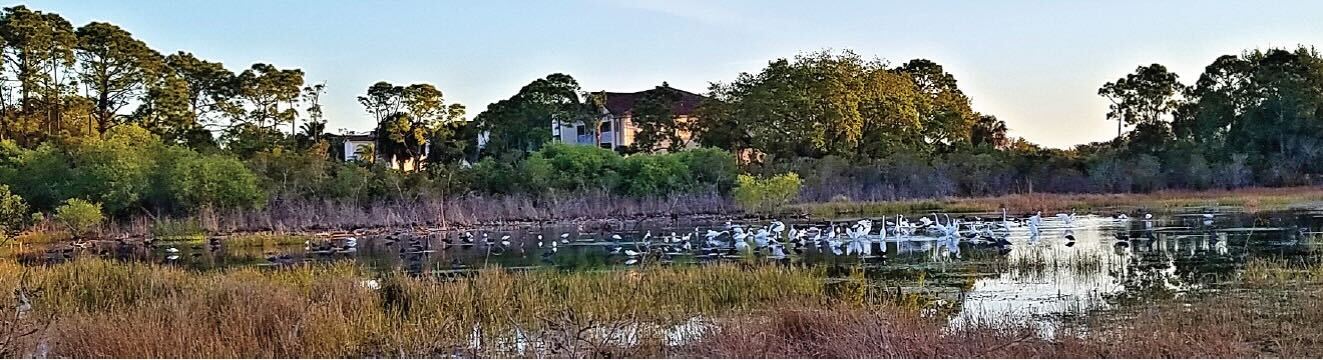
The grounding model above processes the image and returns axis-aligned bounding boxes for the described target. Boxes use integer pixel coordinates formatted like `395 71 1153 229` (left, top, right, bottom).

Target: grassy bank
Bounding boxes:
0 260 836 358
787 186 1323 218
2 259 1323 357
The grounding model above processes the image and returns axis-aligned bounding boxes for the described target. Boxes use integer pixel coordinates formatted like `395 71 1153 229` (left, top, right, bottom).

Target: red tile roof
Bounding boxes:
601 87 705 116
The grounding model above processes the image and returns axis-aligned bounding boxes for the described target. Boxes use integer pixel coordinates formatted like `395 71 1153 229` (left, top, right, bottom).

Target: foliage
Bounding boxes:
630 83 686 152
475 73 591 156
0 185 31 239
733 173 803 212
165 153 265 211
54 198 103 235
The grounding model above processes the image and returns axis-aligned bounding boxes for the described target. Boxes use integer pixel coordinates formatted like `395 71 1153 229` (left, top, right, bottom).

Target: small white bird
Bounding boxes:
360 279 381 290
623 249 642 257
165 247 180 253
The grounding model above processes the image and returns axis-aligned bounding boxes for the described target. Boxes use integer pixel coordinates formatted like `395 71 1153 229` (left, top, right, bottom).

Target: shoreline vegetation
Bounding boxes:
0 4 1321 251
3 258 1323 358
6 185 1318 244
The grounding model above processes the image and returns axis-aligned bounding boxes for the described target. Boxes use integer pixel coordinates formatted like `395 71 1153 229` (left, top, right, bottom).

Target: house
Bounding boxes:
328 131 427 171
553 86 706 151
337 132 377 162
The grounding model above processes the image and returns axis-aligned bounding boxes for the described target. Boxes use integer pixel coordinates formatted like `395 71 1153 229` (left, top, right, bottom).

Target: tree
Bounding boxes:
236 63 304 129
699 50 944 159
1098 64 1184 138
357 81 403 126
970 114 1009 149
164 52 240 130
895 59 978 147
631 82 684 152
0 6 77 143
475 73 590 156
361 81 466 169
74 21 164 134
296 82 327 148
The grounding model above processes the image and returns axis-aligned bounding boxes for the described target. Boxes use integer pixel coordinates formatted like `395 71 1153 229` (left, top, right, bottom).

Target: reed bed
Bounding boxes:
111 190 736 236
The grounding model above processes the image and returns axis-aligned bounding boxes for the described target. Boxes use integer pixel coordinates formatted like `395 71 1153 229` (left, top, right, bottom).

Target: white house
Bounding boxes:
553 87 705 151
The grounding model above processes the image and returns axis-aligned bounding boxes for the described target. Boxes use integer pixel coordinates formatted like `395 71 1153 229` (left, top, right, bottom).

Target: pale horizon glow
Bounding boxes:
24 0 1323 148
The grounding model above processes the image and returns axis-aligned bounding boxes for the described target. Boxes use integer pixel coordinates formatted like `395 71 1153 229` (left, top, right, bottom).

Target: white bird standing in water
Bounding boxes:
769 220 786 237
1028 211 1043 236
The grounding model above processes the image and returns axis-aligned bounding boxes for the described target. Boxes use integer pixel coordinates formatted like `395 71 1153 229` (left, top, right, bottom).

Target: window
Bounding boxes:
599 121 613 132
575 125 586 134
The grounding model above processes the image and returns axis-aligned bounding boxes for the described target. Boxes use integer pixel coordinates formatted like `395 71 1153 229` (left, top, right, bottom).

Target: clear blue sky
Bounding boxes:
24 0 1323 148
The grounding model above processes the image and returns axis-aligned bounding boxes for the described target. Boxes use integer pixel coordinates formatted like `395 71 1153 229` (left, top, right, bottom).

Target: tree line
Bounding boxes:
0 5 1321 232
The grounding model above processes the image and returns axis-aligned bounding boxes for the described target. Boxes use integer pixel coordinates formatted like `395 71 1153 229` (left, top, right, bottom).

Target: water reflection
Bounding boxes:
16 210 1323 327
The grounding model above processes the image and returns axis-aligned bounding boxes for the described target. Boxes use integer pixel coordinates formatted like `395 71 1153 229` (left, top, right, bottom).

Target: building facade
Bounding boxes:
329 132 426 172
553 87 705 151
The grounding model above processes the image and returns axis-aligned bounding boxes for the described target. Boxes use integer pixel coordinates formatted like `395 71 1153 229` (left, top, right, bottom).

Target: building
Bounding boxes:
553 86 706 151
328 132 427 171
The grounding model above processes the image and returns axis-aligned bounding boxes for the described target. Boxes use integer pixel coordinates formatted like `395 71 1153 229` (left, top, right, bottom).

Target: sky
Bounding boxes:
23 0 1323 148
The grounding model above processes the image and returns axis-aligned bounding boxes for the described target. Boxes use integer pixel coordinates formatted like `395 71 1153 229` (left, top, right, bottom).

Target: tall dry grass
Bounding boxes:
4 258 1323 358
0 259 827 358
113 190 736 236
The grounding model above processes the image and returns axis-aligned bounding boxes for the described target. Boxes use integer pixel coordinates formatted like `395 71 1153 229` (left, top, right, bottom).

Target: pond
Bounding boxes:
21 209 1323 330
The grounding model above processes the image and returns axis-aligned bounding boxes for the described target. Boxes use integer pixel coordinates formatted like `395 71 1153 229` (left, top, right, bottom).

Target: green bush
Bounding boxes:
166 154 266 211
0 184 32 239
70 126 161 214
733 173 803 212
520 143 623 193
618 153 692 197
55 199 104 236
677 148 739 193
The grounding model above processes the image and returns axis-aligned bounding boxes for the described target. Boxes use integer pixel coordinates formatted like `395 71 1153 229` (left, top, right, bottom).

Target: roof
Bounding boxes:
601 87 705 116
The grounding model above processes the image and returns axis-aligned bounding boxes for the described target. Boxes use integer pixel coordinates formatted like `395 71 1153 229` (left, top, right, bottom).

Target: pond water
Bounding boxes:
22 209 1323 328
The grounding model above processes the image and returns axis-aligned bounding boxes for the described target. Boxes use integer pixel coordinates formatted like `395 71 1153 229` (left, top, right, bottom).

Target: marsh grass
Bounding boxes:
4 258 1323 357
0 259 837 358
1242 258 1323 287
790 186 1323 218
149 218 206 240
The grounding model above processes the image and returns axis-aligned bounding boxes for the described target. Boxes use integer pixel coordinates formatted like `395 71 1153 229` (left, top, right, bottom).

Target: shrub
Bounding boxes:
55 199 104 236
733 173 803 212
520 143 623 193
677 148 739 193
0 184 31 239
166 154 266 211
69 126 161 214
619 153 692 197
